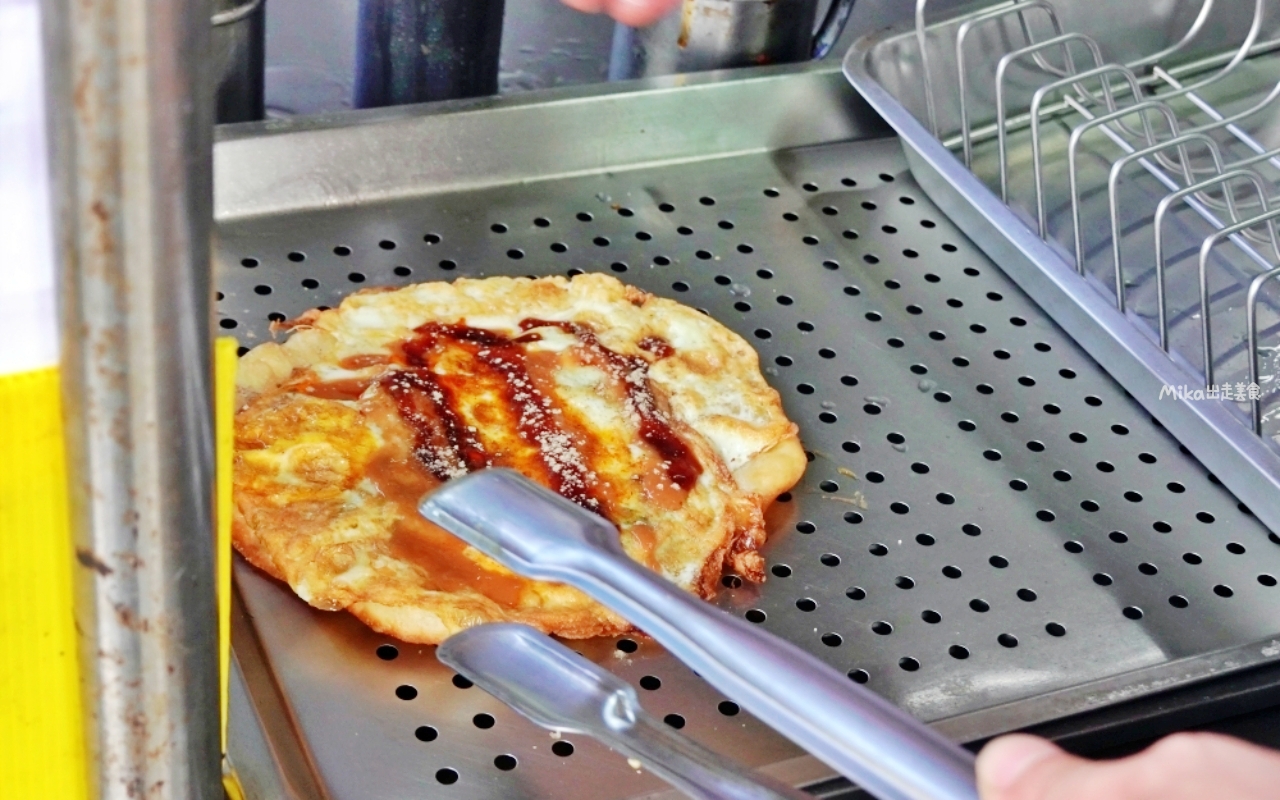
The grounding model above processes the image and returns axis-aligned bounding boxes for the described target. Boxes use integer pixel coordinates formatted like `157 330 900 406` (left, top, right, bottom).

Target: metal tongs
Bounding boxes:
421 469 978 800
438 623 809 800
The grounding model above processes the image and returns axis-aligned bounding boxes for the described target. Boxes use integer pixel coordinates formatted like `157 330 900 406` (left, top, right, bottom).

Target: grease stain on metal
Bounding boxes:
76 547 114 576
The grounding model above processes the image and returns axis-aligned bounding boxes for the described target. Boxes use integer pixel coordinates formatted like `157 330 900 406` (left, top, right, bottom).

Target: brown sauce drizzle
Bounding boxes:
629 522 660 570
520 319 701 492
296 376 371 401
283 319 703 607
366 446 528 607
395 322 602 511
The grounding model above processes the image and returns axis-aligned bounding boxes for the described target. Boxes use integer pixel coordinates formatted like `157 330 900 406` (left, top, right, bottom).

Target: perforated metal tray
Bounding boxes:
216 65 1280 800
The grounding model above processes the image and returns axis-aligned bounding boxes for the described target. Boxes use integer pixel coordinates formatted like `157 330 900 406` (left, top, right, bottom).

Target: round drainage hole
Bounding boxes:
436 768 458 784
415 725 438 742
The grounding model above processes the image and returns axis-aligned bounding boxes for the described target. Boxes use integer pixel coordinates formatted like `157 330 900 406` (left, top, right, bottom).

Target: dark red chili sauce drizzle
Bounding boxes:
380 323 518 480
392 322 602 511
519 319 701 492
638 336 674 359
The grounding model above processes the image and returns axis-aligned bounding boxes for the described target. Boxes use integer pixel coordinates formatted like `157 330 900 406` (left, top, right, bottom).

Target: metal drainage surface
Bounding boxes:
219 137 1280 800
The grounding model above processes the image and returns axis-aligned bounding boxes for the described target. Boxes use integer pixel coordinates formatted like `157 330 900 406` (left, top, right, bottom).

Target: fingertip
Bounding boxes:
560 0 607 15
604 0 681 28
977 735 1063 797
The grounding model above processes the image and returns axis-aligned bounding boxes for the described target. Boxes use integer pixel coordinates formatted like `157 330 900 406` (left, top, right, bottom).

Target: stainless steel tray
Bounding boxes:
215 64 1280 799
843 0 1280 537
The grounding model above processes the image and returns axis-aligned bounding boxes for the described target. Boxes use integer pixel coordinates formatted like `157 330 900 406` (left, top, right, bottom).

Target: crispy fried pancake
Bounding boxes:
233 274 805 643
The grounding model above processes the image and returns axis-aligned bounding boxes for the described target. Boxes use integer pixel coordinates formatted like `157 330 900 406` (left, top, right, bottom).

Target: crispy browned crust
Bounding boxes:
233 274 804 643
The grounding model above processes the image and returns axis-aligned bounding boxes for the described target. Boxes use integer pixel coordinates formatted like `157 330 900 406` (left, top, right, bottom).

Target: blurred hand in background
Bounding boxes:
559 0 680 28
977 732 1280 800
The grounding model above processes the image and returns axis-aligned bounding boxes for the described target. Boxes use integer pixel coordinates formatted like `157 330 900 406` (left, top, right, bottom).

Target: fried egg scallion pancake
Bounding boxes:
233 274 806 643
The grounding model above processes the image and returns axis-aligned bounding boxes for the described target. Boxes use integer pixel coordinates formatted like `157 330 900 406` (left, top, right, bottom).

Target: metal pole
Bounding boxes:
40 0 221 793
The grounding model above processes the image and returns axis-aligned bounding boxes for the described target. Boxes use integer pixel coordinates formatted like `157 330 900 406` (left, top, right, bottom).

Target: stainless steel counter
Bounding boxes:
216 62 1280 799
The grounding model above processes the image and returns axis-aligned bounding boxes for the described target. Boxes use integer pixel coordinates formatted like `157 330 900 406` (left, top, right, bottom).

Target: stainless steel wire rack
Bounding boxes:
847 0 1280 535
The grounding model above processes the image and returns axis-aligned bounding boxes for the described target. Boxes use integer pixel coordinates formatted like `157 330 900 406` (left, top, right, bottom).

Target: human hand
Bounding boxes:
558 0 681 28
977 732 1280 800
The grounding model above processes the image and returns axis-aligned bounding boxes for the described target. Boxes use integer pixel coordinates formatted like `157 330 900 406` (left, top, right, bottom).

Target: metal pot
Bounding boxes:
212 0 266 123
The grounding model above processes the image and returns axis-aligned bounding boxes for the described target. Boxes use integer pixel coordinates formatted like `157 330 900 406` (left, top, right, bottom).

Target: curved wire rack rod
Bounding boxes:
1246 267 1280 433
1151 65 1280 188
1066 100 1181 279
995 34 1104 202
1167 0 1265 97
1063 97 1274 343
1180 145 1280 233
1030 64 1144 236
1128 0 1217 71
944 34 1280 154
1148 55 1280 241
1107 133 1226 323
915 0 941 138
1108 0 1265 144
1197 206 1280 387
918 0 1059 140
941 3 1279 155
1155 169 1276 352
956 0 1066 167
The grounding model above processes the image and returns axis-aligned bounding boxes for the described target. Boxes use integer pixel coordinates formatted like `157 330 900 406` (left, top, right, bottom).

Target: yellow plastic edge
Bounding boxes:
0 367 88 800
222 769 247 800
215 337 238 758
